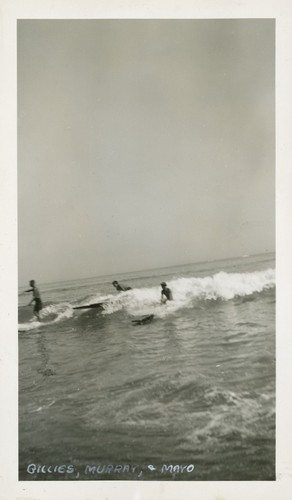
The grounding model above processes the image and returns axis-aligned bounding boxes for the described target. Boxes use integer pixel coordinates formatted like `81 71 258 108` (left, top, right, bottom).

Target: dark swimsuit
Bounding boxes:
34 298 43 312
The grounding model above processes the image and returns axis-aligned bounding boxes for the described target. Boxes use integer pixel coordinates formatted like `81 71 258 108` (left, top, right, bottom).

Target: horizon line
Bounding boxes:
18 250 275 289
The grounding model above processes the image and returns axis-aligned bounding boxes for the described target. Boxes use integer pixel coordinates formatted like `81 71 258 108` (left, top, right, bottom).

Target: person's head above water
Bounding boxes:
29 280 35 287
112 281 118 286
161 282 167 288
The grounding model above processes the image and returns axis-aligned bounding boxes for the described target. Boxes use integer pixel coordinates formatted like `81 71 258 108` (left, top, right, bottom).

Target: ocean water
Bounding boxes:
18 253 275 481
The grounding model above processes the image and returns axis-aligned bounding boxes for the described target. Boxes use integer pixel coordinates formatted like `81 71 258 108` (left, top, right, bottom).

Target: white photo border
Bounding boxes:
1 0 291 499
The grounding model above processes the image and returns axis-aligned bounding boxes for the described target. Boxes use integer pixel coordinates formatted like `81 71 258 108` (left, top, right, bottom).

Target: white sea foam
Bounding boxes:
18 302 73 332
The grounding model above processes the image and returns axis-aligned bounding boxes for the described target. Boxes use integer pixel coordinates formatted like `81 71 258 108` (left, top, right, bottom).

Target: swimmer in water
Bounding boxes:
112 280 132 292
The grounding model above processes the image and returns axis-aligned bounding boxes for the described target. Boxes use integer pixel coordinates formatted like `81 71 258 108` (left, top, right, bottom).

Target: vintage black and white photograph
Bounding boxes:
17 18 275 482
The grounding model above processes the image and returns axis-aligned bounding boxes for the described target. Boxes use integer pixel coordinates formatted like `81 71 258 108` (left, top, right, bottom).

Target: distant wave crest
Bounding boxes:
174 268 275 301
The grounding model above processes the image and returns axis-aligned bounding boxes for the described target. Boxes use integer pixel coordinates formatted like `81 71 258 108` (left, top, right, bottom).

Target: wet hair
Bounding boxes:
161 282 167 286
29 280 35 286
112 281 118 285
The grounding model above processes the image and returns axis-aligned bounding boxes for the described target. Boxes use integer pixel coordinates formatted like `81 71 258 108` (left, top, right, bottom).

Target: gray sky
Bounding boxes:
18 19 275 285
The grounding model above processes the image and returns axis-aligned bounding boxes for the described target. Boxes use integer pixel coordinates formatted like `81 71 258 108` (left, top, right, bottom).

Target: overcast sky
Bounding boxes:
18 19 274 285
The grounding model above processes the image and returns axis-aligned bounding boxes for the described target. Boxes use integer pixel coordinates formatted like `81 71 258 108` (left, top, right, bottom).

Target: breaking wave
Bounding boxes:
18 268 275 331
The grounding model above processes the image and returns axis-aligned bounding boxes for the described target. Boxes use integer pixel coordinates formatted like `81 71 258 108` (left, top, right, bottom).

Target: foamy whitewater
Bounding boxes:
18 253 275 480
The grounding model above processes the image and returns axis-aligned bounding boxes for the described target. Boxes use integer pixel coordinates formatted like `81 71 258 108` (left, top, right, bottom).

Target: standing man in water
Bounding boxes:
160 282 173 303
24 280 43 321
